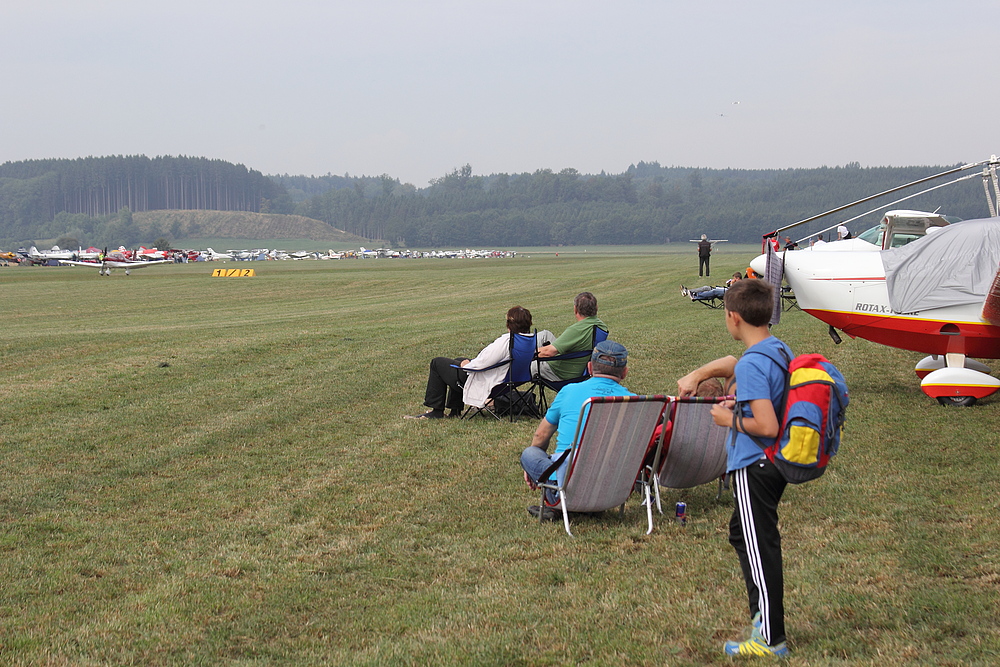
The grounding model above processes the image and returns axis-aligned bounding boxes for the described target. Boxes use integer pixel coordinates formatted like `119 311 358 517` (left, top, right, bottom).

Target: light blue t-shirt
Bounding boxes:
546 376 635 457
728 335 793 472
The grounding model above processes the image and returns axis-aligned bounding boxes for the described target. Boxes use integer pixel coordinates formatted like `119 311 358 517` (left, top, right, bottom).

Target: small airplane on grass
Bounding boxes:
751 156 1000 406
59 247 172 276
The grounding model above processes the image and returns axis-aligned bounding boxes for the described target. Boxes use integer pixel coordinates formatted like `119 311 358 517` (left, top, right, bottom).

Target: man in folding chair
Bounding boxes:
519 340 634 521
533 292 607 382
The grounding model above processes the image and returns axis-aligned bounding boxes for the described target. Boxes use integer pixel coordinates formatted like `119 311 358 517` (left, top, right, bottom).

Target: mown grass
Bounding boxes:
1 255 998 666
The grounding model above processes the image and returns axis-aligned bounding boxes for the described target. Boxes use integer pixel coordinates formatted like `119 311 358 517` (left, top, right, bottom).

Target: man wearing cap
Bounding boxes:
520 340 635 520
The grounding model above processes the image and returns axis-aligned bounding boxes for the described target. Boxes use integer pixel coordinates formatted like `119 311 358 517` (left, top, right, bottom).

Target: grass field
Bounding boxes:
1 254 998 666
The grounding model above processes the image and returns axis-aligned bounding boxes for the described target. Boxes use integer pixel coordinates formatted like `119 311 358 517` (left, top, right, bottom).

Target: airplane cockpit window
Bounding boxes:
856 225 883 245
889 233 923 248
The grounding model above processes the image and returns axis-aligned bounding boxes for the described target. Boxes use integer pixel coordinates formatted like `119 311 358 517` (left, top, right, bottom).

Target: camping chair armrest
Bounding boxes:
536 449 572 486
538 349 592 362
452 358 509 373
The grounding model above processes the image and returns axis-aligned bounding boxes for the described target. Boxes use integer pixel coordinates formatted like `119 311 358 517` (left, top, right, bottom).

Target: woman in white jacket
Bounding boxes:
405 306 550 419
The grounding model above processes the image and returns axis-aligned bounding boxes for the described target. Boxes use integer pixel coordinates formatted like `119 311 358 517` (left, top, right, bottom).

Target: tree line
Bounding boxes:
2 155 992 249
0 156 288 247
276 161 990 247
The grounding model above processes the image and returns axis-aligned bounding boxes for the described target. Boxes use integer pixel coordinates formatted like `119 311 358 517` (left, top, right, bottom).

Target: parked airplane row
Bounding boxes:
0 245 520 272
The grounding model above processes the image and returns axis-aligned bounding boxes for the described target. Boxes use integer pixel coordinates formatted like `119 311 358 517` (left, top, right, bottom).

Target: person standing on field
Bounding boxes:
698 234 713 277
677 279 793 658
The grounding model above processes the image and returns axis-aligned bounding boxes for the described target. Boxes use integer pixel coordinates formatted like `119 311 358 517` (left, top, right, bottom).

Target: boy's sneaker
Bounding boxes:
723 635 789 657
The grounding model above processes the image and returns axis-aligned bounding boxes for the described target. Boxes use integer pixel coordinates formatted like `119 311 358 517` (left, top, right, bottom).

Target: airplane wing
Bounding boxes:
58 260 103 268
103 259 173 269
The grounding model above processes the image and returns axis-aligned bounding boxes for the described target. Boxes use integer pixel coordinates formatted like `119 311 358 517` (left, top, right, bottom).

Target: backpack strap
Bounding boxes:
732 345 792 452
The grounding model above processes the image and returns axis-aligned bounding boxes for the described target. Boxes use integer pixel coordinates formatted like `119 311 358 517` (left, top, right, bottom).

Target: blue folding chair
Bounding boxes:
460 332 540 421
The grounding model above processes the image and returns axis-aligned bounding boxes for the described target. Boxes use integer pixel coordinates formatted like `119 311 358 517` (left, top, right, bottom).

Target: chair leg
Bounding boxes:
643 482 654 535
560 491 573 537
652 477 663 515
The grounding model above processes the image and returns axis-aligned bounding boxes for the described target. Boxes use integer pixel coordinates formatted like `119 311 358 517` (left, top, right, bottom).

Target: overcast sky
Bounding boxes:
3 1 997 186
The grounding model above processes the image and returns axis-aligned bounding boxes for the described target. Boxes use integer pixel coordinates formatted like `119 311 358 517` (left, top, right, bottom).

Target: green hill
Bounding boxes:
135 210 371 244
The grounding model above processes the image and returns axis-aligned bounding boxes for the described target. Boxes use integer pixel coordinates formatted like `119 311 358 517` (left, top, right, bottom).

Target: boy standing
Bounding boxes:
677 279 792 658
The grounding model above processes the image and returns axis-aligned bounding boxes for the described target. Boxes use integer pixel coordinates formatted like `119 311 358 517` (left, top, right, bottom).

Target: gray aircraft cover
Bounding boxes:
883 217 1000 314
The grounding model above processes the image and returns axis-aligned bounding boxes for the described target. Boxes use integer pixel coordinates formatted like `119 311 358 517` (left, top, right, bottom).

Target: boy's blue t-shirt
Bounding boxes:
729 335 793 472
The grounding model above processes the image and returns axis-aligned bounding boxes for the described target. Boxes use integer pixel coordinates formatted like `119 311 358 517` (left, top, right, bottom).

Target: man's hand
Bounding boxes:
677 371 701 397
536 343 558 359
523 470 538 490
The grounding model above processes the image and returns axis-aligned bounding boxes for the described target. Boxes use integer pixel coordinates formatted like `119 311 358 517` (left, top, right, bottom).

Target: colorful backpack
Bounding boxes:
740 350 849 484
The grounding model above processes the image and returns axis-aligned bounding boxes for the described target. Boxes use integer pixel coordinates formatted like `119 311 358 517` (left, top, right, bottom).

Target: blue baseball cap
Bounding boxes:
592 340 628 367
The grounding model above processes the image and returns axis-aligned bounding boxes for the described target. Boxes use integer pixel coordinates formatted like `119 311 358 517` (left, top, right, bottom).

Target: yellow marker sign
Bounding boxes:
212 268 256 277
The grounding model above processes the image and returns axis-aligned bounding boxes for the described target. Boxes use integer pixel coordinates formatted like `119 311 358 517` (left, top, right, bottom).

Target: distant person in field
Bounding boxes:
534 292 607 382
404 306 551 419
698 234 713 277
681 273 739 302
676 279 793 657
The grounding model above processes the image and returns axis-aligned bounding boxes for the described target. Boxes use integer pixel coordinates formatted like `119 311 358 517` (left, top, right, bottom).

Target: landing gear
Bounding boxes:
918 353 1000 407
936 395 977 407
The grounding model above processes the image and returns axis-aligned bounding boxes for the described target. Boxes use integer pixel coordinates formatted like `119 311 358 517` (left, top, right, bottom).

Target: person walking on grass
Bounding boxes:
676 279 793 658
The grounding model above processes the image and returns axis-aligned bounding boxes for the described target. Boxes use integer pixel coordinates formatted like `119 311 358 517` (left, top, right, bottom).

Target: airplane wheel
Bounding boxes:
936 395 977 407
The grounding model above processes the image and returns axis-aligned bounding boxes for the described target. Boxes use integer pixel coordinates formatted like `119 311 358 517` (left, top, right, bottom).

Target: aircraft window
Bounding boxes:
856 225 882 244
890 233 922 248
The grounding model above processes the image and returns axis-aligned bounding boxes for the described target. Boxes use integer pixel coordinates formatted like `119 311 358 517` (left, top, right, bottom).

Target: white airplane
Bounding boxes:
751 158 1000 406
205 247 234 261
28 245 78 262
59 248 172 276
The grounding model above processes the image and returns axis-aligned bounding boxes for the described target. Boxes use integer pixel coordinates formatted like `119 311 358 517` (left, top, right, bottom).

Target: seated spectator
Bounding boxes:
644 377 728 473
726 272 743 288
534 292 607 382
404 306 551 419
681 284 727 301
520 340 634 519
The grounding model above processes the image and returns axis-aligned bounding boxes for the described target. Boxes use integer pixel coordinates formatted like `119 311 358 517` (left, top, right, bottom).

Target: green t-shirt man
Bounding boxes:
546 315 607 379
536 292 607 382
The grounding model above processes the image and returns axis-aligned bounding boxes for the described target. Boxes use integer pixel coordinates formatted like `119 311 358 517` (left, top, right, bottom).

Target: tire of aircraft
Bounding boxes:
936 395 977 407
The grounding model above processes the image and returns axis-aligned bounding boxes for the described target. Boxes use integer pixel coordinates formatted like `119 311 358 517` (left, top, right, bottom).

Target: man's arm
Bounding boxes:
536 343 559 358
528 418 557 450
677 355 737 396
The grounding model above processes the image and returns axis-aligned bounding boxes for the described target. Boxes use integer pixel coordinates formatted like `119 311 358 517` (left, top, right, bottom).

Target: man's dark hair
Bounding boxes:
723 279 774 327
506 306 532 334
591 360 626 378
574 292 598 317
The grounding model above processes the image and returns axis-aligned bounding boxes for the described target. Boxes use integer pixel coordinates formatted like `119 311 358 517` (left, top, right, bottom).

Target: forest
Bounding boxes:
1 155 992 249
